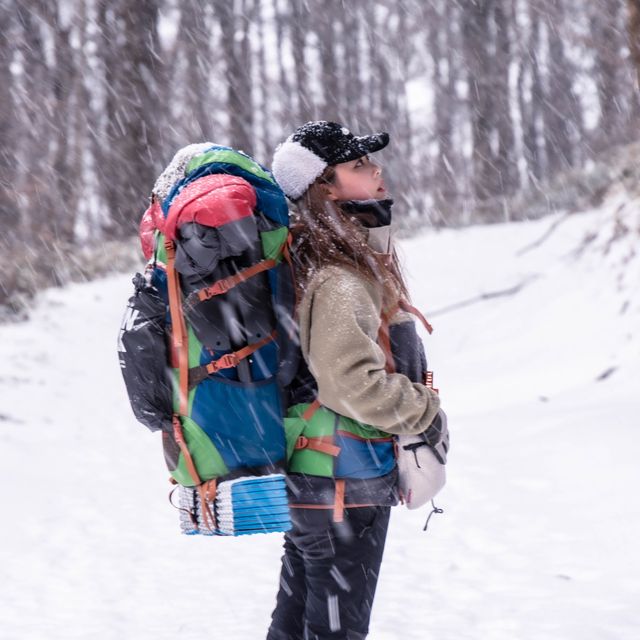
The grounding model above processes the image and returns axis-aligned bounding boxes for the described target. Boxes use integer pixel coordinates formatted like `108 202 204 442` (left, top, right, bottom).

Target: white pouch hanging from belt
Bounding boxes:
397 410 448 509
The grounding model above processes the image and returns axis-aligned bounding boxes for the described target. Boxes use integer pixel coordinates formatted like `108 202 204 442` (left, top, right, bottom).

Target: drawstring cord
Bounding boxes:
168 485 199 529
423 499 444 532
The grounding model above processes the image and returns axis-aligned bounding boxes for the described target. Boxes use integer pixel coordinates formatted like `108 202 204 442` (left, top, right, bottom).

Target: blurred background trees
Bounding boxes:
1 0 639 306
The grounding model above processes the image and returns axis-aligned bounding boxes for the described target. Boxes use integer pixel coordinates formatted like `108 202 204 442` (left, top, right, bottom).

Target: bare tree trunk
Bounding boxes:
628 0 640 86
493 0 517 198
291 0 312 123
73 0 91 235
16 0 55 240
0 4 17 239
254 0 270 159
316 0 340 120
217 0 254 154
429 0 457 217
342 0 361 127
585 0 630 151
273 0 295 127
375 2 414 215
462 0 497 202
179 0 213 141
518 0 544 185
542 0 582 174
41 3 78 243
395 4 414 160
99 0 167 238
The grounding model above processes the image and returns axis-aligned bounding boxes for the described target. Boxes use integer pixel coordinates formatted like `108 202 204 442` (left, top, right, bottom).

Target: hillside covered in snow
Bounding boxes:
1 187 638 640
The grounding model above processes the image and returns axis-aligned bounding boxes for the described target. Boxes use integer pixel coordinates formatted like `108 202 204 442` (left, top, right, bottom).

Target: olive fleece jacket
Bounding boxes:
297 265 441 435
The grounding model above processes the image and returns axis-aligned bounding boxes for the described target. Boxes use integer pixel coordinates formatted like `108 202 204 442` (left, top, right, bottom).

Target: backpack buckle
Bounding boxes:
214 353 240 371
205 352 240 375
199 277 233 302
214 279 233 295
295 436 309 450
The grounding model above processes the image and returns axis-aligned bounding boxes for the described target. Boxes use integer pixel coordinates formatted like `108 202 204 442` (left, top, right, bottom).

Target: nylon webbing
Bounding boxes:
188 330 277 389
302 398 321 421
378 308 396 374
197 479 217 532
294 435 341 457
165 240 190 414
289 502 377 510
398 299 434 334
172 415 202 487
172 417 219 533
378 299 435 375
185 259 277 309
282 232 300 319
333 479 345 523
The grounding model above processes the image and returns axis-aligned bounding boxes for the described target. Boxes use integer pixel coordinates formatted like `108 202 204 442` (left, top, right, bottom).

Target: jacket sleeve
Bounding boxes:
304 269 440 436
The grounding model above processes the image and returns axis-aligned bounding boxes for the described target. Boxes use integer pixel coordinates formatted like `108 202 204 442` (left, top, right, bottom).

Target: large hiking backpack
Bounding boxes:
118 144 297 535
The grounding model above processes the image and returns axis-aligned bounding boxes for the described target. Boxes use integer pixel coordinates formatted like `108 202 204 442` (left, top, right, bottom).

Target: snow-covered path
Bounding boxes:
1 198 639 639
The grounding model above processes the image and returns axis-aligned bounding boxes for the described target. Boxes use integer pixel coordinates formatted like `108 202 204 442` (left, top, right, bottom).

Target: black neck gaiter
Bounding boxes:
340 198 394 228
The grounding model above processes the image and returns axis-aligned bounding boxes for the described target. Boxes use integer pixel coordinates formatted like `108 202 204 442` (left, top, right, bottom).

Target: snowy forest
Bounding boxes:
2 4 640 637
1 0 639 310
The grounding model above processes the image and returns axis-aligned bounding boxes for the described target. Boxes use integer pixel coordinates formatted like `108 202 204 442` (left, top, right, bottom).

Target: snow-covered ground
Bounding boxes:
1 190 639 640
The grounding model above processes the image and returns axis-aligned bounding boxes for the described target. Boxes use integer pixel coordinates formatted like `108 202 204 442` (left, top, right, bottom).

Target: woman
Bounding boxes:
267 121 445 640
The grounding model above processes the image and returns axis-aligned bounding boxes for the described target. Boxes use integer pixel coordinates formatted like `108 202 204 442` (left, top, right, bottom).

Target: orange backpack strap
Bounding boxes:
302 398 321 421
398 299 434 334
165 240 190 415
188 330 277 389
377 306 397 374
378 299 435 375
172 416 219 533
184 259 277 309
294 435 341 457
172 415 202 486
282 231 300 315
197 479 218 532
333 479 346 523
396 300 438 391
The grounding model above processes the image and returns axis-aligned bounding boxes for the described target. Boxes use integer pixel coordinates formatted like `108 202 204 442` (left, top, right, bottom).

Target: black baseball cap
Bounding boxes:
272 121 389 200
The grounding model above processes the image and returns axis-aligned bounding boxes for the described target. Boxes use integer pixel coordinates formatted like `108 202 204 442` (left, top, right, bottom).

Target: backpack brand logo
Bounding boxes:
117 304 141 353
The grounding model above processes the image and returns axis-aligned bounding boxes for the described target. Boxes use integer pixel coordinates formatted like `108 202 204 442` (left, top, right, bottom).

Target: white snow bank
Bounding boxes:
1 188 639 639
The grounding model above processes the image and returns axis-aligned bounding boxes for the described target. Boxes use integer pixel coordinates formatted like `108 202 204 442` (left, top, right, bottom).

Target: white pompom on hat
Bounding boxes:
272 121 389 201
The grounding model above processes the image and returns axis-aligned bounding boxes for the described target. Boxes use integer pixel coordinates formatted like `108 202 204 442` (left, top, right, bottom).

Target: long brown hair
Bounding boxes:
290 166 409 305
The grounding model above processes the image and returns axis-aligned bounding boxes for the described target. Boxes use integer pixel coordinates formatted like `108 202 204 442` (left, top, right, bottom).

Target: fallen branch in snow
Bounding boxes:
516 212 572 256
596 367 617 381
429 275 539 317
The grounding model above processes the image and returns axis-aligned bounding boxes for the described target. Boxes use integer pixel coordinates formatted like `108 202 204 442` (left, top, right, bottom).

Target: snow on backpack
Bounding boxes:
118 144 298 536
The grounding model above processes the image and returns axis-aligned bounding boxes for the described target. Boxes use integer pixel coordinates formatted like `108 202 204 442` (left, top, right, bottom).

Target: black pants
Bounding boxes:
267 506 391 640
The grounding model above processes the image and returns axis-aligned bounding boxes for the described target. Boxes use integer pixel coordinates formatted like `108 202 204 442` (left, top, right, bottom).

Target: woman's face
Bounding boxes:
325 155 387 202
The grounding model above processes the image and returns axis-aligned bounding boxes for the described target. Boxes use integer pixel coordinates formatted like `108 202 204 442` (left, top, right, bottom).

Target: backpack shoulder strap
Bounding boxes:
398 299 434 334
378 299 436 382
164 239 190 415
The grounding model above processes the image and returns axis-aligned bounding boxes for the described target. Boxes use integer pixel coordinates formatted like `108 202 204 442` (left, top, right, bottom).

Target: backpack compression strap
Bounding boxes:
289 398 345 521
289 480 346 523
294 435 341 457
188 330 277 390
171 415 217 532
184 258 277 309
